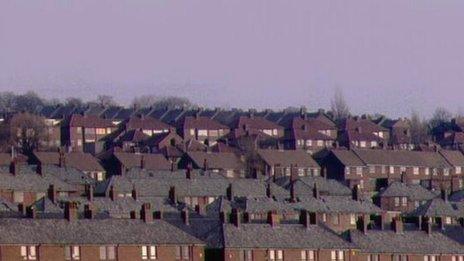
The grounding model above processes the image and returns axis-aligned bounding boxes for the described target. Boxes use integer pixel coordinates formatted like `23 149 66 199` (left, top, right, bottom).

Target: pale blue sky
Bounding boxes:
1 1 464 117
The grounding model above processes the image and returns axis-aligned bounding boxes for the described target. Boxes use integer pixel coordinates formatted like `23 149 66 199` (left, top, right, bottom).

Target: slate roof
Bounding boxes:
223 223 353 249
178 116 228 130
114 152 171 171
352 149 452 168
320 196 381 214
379 182 437 201
349 229 464 254
186 151 245 170
0 218 204 245
439 150 464 166
409 198 462 218
274 176 352 197
329 149 365 166
33 151 104 172
64 114 115 128
450 190 464 202
257 150 320 168
122 115 172 131
0 153 27 165
231 116 283 130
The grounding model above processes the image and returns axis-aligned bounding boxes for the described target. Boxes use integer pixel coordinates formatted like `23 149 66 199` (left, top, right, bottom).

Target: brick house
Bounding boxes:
32 151 106 181
320 148 459 194
255 150 321 178
61 114 116 154
179 151 246 178
99 152 172 176
380 118 414 150
0 202 205 261
176 115 230 146
338 117 389 149
284 116 337 153
378 181 437 213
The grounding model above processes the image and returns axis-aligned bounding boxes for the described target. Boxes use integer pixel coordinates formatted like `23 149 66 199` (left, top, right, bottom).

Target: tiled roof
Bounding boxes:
113 152 171 171
123 115 172 131
409 198 461 218
0 218 204 245
274 176 352 197
352 149 452 168
439 150 464 166
178 116 228 130
349 229 464 254
33 151 104 172
186 151 245 170
232 116 283 130
0 153 27 166
329 149 365 166
65 114 114 128
223 223 353 249
257 150 320 168
379 182 437 201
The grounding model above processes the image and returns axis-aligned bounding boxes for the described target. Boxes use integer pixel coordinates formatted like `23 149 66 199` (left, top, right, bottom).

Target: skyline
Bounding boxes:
1 1 464 117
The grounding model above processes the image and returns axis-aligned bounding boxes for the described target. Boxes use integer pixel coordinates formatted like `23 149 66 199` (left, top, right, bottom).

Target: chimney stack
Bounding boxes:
290 180 297 202
26 206 36 219
169 186 177 205
309 212 318 225
181 208 189 225
84 204 94 219
59 151 66 168
9 158 18 176
392 217 403 234
313 182 320 199
425 217 433 235
266 183 272 198
48 184 57 204
231 208 241 228
195 205 205 215
352 184 360 201
357 215 369 234
17 203 26 216
140 203 153 223
441 189 448 202
227 183 234 201
267 211 280 227
36 162 43 176
109 186 116 201
300 210 310 228
154 210 163 220
85 184 94 202
219 211 227 223
131 186 137 201
64 201 78 221
203 159 208 171
140 155 145 169
186 163 194 179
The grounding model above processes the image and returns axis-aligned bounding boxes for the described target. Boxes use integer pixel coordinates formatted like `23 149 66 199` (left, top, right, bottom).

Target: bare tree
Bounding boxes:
0 112 47 155
152 96 192 109
65 97 85 108
428 107 452 139
330 89 350 121
131 95 158 109
410 110 429 144
96 95 116 108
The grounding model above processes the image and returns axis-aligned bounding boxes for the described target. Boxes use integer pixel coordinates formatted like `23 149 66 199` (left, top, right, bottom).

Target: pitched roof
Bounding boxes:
274 176 352 197
232 116 283 130
379 182 437 201
65 114 114 128
0 218 203 245
186 151 245 170
352 149 451 168
409 198 461 218
223 223 353 249
113 152 171 171
178 116 228 130
329 149 365 166
122 115 172 131
349 229 464 254
33 151 104 172
257 150 320 168
438 150 464 166
0 153 27 166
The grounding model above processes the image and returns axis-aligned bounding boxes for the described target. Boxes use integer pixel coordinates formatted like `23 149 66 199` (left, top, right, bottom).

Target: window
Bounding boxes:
99 245 116 260
106 128 112 134
394 197 400 207
263 129 273 136
356 167 363 175
444 168 450 176
332 214 340 225
21 246 37 260
175 246 190 260
322 213 327 222
389 166 395 174
298 168 305 176
209 130 218 137
189 129 195 136
367 255 379 261
76 127 82 134
371 141 377 147
413 167 419 175
425 168 430 175
301 250 314 260
65 246 80 260
452 256 464 261
273 129 278 136
35 192 46 200
381 166 386 174
198 129 208 136
360 141 367 148
345 167 350 175
401 197 407 207
369 166 376 174
141 245 157 260
77 139 83 146
13 191 24 203
350 214 356 225
268 249 283 261
445 216 452 224
393 255 408 261
96 128 106 135
359 180 364 189
432 168 438 176
96 172 104 181
331 250 344 261
424 256 438 261
400 166 406 172
317 140 324 146
207 197 215 204
306 140 313 146
240 249 253 261
456 167 462 174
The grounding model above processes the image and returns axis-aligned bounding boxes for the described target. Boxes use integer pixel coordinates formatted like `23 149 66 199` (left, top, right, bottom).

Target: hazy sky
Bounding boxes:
1 1 464 117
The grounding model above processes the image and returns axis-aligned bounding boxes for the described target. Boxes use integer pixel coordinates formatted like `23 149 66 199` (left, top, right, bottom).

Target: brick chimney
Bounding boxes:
425 217 433 235
109 186 116 201
140 155 145 169
59 151 66 168
154 210 163 220
169 186 177 205
17 203 26 216
227 183 234 201
9 158 18 176
309 212 318 225
352 184 360 201
243 212 250 223
186 163 194 179
378 212 388 230
357 215 369 234
36 162 43 176
299 210 310 228
181 208 189 225
392 217 403 234
313 182 320 199
266 183 272 198
85 184 93 202
203 159 208 171
229 208 241 226
64 201 78 221
131 186 137 201
441 189 448 202
267 210 280 227
140 203 153 223
26 206 36 219
84 204 94 219
48 184 57 204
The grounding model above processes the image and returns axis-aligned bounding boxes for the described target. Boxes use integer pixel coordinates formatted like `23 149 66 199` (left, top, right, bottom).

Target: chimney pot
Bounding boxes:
9 159 18 176
17 203 26 216
313 182 320 199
